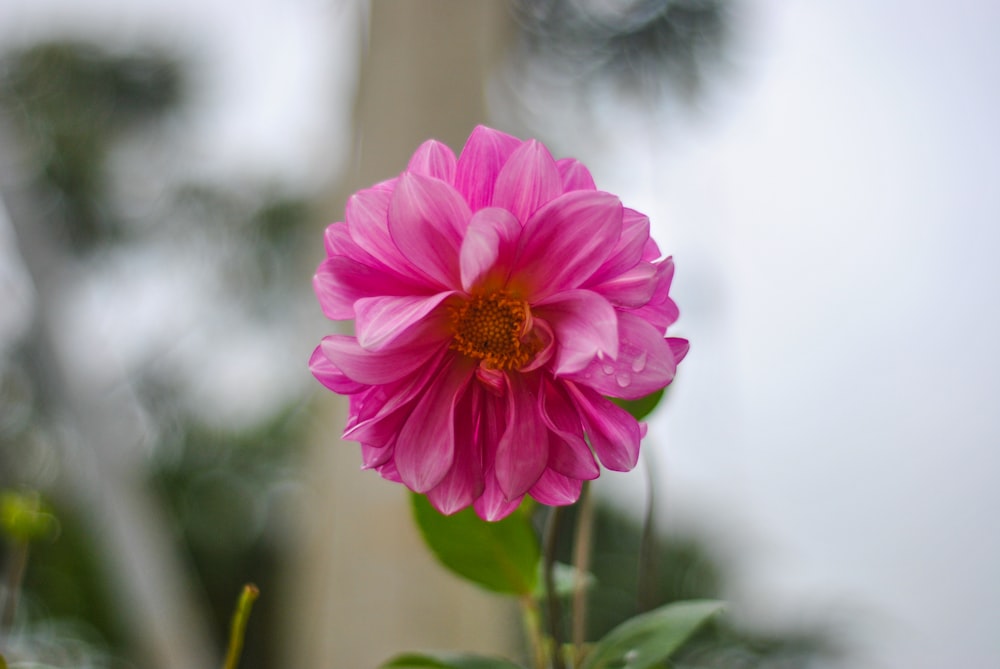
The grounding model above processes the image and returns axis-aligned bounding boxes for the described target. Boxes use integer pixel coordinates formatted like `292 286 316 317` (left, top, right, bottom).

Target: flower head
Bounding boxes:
311 126 687 520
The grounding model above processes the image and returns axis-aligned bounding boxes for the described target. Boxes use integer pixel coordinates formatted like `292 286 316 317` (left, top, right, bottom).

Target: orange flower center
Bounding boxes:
450 292 536 370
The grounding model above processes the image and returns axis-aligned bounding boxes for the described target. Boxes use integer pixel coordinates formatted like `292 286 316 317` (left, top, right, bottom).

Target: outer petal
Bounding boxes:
556 158 597 192
313 255 418 320
529 468 583 506
631 257 679 333
586 208 651 286
533 289 619 375
511 190 623 300
394 361 475 493
388 173 470 288
309 345 366 394
426 386 484 515
354 292 455 350
586 263 658 309
454 125 522 211
345 187 426 283
494 374 549 499
565 381 642 472
540 379 599 480
320 335 446 385
492 139 563 224
407 139 457 183
361 441 394 469
566 311 678 400
668 337 690 364
459 207 521 292
474 472 524 522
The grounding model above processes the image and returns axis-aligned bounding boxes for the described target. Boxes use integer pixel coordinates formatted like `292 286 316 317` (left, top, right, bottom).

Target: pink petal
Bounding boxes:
586 208 651 286
407 139 457 183
361 441 394 469
668 337 690 364
345 349 450 446
313 255 417 320
540 380 599 480
309 345 366 394
511 190 623 301
630 257 679 333
556 158 597 192
394 361 475 493
566 311 678 400
474 470 524 521
586 263 658 309
459 206 521 292
492 139 563 224
529 468 583 506
345 187 417 277
454 125 522 211
354 292 455 350
388 173 470 288
565 381 642 472
426 386 484 515
533 289 618 375
320 335 446 385
494 374 549 499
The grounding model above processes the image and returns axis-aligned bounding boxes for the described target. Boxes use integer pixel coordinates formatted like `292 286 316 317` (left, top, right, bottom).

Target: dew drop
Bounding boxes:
631 350 647 373
624 649 640 665
602 364 615 375
615 371 631 388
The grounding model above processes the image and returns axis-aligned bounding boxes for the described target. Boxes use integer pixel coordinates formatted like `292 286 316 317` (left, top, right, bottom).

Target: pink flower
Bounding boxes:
311 126 687 521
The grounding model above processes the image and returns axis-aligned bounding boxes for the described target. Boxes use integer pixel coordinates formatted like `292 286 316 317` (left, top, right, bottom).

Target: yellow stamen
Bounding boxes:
450 292 536 370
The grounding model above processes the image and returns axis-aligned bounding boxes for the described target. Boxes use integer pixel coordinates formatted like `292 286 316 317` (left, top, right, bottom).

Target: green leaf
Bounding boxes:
581 599 724 669
382 651 526 668
410 493 540 595
0 652 7 669
611 388 665 421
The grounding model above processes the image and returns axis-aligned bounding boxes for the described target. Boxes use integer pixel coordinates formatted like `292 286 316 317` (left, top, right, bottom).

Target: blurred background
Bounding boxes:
0 0 998 667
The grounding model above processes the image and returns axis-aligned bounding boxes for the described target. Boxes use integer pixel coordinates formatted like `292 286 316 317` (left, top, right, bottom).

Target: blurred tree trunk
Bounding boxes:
0 127 216 669
280 2 517 667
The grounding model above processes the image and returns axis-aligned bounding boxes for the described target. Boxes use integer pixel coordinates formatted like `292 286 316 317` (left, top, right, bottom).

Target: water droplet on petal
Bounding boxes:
602 364 615 375
632 350 647 373
615 371 631 388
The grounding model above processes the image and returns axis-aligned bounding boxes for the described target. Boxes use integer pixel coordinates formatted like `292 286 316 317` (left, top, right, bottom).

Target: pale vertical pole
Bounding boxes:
281 2 517 667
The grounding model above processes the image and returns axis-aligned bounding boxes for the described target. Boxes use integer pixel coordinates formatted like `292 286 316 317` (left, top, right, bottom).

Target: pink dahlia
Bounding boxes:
311 126 687 521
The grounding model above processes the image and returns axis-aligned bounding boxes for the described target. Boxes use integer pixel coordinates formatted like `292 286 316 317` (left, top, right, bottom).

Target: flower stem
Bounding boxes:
637 455 659 613
543 506 566 669
0 540 28 631
222 584 259 669
519 596 547 669
571 482 594 666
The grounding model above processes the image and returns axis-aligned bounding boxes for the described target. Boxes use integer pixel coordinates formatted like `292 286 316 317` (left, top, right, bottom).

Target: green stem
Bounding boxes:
222 584 259 669
571 482 594 666
1 540 28 631
519 596 547 669
543 506 566 669
636 455 659 614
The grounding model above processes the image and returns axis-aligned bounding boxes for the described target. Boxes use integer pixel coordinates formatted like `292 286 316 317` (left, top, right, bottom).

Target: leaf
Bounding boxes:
611 388 664 421
581 599 724 669
0 652 6 669
410 493 540 595
382 651 526 668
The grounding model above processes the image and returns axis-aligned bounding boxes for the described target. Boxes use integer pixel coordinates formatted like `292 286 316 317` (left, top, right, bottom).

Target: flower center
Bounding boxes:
450 292 535 370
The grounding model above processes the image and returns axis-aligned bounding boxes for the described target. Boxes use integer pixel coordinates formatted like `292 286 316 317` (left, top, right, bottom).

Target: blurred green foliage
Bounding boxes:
545 504 840 668
0 41 181 249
